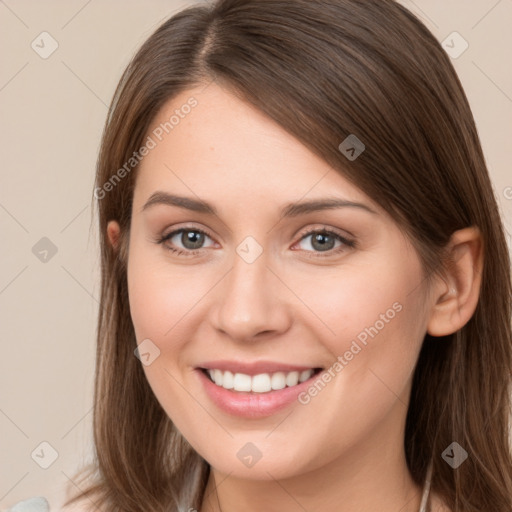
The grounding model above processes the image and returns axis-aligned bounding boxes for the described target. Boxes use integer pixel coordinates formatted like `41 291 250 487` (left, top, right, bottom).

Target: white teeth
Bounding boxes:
285 371 299 387
252 373 271 392
205 368 316 393
271 372 286 390
213 369 223 386
222 370 234 390
233 372 252 392
299 369 313 383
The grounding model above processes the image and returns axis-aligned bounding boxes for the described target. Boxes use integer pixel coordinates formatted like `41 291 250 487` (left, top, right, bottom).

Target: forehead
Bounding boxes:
133 83 376 213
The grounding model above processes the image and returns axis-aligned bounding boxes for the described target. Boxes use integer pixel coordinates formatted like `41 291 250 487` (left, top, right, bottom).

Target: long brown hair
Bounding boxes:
65 1 512 510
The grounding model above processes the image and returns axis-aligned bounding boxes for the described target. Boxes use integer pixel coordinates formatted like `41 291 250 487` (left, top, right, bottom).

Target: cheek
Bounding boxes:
126 246 209 422
127 244 211 346
286 260 427 465
294 250 427 385
292 260 419 341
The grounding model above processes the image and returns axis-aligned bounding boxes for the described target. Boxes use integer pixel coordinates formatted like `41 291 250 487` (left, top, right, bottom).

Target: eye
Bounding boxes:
294 228 355 256
154 225 355 258
156 227 216 256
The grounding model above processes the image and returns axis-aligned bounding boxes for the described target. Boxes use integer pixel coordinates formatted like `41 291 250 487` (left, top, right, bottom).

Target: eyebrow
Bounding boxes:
141 191 377 217
142 191 216 215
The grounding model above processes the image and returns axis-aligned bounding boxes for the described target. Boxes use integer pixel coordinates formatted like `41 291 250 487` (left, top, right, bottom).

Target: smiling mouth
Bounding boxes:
201 367 323 393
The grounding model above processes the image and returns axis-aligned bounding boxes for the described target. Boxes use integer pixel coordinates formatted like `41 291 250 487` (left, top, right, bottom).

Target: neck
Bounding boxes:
201 458 422 512
200 405 424 512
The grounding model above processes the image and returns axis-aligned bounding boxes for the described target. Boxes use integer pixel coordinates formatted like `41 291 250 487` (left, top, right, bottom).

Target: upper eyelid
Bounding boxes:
162 224 350 238
163 225 214 240
296 225 353 241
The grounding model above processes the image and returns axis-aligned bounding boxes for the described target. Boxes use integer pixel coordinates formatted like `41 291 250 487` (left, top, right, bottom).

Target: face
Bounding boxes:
119 82 432 480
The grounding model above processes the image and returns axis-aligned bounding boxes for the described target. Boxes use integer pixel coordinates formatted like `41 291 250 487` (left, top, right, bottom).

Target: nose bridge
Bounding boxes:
212 238 290 340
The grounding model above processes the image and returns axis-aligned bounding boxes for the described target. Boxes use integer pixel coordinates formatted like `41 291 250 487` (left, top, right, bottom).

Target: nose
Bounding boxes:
210 246 293 342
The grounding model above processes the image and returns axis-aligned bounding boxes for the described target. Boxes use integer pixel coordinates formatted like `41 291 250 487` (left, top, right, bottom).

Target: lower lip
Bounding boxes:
196 369 321 418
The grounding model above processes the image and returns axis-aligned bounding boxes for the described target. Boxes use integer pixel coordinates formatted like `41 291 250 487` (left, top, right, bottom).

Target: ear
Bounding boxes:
427 226 483 337
107 220 121 250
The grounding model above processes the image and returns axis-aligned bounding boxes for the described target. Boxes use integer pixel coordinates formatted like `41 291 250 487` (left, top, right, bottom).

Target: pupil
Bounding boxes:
183 231 204 249
312 233 334 251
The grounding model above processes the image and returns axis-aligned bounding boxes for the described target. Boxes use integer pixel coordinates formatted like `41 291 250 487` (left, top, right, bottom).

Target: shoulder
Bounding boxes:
3 495 92 512
3 497 50 512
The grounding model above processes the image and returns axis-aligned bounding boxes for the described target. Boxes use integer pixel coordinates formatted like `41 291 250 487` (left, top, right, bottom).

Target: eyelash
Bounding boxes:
155 226 356 258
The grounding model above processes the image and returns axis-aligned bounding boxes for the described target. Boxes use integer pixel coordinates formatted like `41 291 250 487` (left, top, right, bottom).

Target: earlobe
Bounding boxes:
107 220 121 250
426 226 483 337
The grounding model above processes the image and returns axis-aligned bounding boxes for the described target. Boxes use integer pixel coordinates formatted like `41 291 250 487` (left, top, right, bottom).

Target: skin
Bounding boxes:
107 83 482 512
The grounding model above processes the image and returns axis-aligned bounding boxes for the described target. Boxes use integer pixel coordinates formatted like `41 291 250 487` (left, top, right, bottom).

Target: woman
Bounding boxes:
9 0 512 511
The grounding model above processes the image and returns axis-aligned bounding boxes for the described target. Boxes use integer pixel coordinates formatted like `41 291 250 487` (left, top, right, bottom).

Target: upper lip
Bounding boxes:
197 360 323 376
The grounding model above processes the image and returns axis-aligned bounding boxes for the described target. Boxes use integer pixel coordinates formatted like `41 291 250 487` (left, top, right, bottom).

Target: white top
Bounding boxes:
4 497 49 512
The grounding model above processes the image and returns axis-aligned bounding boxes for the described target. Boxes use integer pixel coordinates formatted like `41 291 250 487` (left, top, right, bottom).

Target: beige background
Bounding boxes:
1 0 511 509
